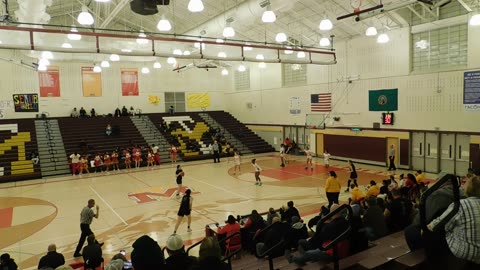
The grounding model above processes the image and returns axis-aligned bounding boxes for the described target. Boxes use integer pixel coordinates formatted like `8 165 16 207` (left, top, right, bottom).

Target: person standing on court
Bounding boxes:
325 171 341 209
345 160 358 192
252 159 262 186
174 189 193 234
388 144 396 171
74 199 101 257
211 140 221 163
175 165 184 198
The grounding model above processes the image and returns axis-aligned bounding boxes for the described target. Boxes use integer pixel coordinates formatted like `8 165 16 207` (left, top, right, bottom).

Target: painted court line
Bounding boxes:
187 175 251 200
89 185 128 226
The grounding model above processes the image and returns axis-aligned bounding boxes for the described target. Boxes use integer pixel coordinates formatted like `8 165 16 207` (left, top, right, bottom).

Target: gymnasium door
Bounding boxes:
440 134 455 174
411 132 425 171
455 135 470 175
425 133 439 173
471 143 480 173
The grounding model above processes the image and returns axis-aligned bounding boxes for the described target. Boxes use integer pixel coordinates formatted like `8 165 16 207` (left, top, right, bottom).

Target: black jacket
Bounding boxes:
38 251 65 269
83 243 103 268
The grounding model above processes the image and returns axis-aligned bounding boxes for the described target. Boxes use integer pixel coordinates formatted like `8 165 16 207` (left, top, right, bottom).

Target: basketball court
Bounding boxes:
0 154 433 269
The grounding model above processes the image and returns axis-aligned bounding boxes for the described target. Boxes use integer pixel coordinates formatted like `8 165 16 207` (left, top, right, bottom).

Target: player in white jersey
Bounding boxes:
302 147 314 170
323 149 331 168
280 144 286 167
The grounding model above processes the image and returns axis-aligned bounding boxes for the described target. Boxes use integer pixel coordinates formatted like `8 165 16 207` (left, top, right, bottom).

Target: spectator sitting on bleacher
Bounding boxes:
349 184 365 204
160 120 168 133
105 124 112 136
82 235 103 270
71 107 80 118
191 236 229 270
0 253 17 270
426 176 480 267
165 234 197 270
114 107 121 117
129 106 135 116
38 243 65 270
131 235 165 270
266 207 280 226
31 151 39 165
404 178 461 252
384 189 413 233
307 206 330 231
285 204 350 267
285 216 308 250
121 106 128 117
79 107 87 118
363 196 388 241
241 210 266 253
255 216 289 258
280 201 300 224
366 180 380 197
90 108 96 117
217 215 241 240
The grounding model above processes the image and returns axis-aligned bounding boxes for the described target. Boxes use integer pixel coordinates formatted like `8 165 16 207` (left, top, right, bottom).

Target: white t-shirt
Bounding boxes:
305 150 313 159
152 146 159 154
323 153 330 163
234 155 240 165
70 154 80 163
253 163 262 172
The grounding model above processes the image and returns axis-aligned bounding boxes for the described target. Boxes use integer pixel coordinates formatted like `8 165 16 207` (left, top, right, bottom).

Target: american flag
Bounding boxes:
311 93 332 112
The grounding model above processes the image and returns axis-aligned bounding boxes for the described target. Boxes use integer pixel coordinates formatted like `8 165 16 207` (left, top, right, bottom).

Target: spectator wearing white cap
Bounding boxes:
165 234 197 270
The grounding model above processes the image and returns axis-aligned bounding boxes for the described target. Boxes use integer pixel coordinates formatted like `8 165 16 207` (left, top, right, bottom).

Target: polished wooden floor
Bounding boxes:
0 154 431 269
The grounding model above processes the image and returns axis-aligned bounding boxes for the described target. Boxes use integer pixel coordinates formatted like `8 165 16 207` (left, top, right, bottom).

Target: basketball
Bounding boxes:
180 172 185 177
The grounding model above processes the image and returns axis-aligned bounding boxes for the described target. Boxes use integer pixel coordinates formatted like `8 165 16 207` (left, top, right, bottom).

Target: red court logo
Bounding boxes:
128 186 199 204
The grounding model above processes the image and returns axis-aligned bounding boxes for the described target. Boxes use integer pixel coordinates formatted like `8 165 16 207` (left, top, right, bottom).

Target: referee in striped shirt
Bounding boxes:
73 199 101 257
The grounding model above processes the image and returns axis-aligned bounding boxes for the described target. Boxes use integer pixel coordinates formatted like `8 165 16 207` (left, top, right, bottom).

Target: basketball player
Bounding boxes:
252 159 262 186
173 189 192 234
303 147 314 170
323 149 331 169
233 151 241 175
279 144 286 167
345 160 358 192
175 165 184 198
170 145 178 164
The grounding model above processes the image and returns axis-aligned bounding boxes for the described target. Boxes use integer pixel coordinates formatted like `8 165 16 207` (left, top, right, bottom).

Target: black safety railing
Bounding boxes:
253 222 287 270
419 173 461 232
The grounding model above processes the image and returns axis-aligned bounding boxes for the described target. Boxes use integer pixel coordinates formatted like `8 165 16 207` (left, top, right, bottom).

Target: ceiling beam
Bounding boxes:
418 2 438 18
408 5 427 21
100 0 130 28
456 0 473 12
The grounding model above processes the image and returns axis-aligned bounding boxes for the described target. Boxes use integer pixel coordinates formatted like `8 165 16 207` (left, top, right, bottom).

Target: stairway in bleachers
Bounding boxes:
34 119 70 177
206 111 275 154
130 115 171 162
198 112 252 155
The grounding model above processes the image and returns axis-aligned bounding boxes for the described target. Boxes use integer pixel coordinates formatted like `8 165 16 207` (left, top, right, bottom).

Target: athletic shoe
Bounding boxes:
344 189 350 193
258 182 262 186
255 182 259 185
187 228 192 232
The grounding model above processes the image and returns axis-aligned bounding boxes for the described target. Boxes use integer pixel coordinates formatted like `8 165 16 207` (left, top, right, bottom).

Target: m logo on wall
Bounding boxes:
81 67 102 97
369 89 398 111
12 94 39 112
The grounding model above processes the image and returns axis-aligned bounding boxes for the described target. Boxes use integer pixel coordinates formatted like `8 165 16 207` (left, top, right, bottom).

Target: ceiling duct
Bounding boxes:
130 0 170 16
14 0 52 27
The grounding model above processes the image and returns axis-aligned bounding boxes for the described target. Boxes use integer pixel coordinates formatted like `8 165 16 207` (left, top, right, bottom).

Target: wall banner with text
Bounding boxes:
13 94 39 112
121 68 139 96
81 67 102 97
39 66 60 97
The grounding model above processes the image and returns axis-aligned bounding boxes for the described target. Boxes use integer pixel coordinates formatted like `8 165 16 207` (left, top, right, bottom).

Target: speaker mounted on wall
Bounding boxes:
373 122 380 130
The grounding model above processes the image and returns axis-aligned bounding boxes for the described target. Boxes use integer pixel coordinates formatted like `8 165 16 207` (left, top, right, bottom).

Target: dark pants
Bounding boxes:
213 151 220 162
388 156 396 170
74 223 93 255
347 179 358 189
326 192 339 209
404 224 423 251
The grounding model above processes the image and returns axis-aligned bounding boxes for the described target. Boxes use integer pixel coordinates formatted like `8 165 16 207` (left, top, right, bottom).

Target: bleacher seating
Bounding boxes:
57 117 148 165
148 113 214 161
207 111 275 154
0 119 41 183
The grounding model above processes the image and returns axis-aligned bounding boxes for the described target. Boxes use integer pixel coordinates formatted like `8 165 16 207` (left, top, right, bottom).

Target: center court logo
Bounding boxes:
128 186 199 204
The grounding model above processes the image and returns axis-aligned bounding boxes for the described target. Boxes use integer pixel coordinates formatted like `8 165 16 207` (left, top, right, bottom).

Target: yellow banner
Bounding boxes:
82 67 102 97
187 93 210 108
148 95 160 105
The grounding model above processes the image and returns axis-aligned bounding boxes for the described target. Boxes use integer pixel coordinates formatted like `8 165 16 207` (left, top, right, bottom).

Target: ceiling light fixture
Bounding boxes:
157 16 172 32
319 37 330 47
37 65 47 71
183 50 191 56
100 60 110 68
77 6 94 26
223 21 235 38
365 26 378 36
297 51 306 58
153 62 162 69
188 0 204 12
41 51 53 59
275 32 287 43
136 30 148 45
141 67 150 74
255 54 264 60
262 6 276 23
377 33 390 44
238 64 246 72
61 42 72 48
67 26 81 40
110 54 120 61
470 14 480 26
167 57 176 65
221 69 229 76
217 52 227 58
319 18 333 31
173 49 183 55
93 64 102 73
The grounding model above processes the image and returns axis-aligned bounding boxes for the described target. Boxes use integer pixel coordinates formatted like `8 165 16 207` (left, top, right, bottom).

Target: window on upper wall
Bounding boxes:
412 24 468 72
164 92 186 112
235 68 250 91
282 63 307 87
410 0 468 26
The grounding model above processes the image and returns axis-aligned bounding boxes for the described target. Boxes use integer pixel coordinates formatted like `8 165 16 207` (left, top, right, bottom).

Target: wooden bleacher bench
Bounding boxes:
393 249 425 269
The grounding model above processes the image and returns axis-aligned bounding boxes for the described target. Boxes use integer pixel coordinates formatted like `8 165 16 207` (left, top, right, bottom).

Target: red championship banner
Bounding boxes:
39 66 60 97
81 67 102 97
121 68 139 96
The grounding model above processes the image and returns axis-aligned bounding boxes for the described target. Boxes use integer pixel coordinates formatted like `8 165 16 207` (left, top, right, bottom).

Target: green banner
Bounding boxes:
369 89 398 111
